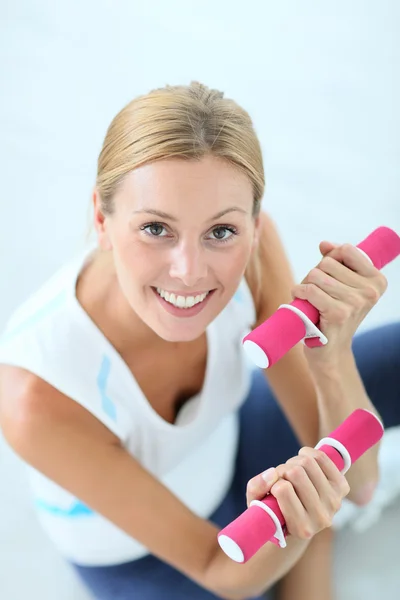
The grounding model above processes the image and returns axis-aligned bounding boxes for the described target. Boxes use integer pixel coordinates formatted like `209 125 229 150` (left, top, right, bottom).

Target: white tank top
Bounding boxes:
0 245 256 566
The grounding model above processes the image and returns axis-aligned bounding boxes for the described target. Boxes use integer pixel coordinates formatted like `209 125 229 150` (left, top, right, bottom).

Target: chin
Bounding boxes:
156 326 206 343
147 317 207 343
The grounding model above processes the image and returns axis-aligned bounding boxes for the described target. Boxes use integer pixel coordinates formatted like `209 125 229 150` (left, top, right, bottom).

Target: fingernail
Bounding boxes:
261 467 276 484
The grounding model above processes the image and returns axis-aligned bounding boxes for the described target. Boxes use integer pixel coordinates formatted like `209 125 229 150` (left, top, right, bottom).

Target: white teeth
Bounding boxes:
176 295 186 308
156 287 209 308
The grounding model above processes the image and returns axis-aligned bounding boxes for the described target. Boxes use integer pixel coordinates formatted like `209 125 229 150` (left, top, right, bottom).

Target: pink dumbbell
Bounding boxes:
218 408 384 563
243 226 400 369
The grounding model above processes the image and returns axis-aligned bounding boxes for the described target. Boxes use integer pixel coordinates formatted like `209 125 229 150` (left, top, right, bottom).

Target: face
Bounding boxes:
94 155 260 342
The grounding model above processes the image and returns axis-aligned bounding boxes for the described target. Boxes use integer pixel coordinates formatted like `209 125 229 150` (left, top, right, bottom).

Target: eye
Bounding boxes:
140 222 168 237
208 226 237 243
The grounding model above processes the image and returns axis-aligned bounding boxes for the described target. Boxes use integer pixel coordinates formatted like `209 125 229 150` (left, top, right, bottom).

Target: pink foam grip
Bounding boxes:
326 407 384 463
357 226 400 269
304 336 325 348
218 505 278 563
243 226 400 368
243 307 306 367
317 444 345 470
217 409 384 563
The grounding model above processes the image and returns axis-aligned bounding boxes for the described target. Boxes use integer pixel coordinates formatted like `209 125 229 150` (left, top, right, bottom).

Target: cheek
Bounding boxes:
215 245 252 283
112 242 150 291
117 238 154 272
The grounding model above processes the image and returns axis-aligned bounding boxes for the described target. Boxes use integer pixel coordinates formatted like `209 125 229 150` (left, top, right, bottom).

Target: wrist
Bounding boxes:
306 349 355 386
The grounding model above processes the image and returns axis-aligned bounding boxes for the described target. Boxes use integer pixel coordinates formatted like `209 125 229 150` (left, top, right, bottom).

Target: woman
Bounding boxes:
0 81 399 600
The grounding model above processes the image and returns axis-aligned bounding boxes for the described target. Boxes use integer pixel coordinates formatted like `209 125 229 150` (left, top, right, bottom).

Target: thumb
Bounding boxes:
319 240 339 256
261 466 279 492
246 467 279 507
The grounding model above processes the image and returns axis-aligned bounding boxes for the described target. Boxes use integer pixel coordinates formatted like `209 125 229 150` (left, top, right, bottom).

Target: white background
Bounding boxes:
1 2 399 599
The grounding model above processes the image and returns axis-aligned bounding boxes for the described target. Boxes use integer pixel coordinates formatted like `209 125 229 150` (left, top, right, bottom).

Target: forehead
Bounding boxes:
116 155 253 213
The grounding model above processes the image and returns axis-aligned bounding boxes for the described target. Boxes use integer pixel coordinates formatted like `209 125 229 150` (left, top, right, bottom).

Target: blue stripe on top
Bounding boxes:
0 290 68 344
35 498 94 517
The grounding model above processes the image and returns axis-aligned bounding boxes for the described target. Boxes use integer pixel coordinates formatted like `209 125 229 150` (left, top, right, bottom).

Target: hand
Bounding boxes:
291 241 388 364
246 447 350 540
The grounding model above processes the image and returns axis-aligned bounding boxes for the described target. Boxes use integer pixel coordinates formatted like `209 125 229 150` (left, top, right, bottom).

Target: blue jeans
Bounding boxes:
72 322 400 600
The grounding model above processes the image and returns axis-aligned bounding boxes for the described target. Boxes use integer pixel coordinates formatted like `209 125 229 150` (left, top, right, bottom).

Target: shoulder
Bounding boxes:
0 258 78 341
245 211 296 327
0 365 119 455
0 366 47 428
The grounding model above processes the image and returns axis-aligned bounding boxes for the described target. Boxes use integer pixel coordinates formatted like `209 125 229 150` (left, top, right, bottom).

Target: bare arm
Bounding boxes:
245 211 320 448
306 353 381 506
0 365 311 600
246 213 381 504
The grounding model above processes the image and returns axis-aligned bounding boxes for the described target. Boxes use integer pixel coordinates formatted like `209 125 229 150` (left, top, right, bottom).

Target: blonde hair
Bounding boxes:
96 81 265 216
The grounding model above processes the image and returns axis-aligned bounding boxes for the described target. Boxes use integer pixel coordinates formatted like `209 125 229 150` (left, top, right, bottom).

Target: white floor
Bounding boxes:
1 429 400 600
334 503 400 600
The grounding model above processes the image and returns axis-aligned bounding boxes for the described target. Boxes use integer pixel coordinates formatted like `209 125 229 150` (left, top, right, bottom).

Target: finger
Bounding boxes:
301 260 383 308
246 467 279 507
299 447 350 498
277 453 346 531
314 256 364 288
319 241 339 256
269 479 312 539
325 243 376 277
305 265 358 300
282 453 334 503
276 459 321 516
326 247 387 296
292 281 346 316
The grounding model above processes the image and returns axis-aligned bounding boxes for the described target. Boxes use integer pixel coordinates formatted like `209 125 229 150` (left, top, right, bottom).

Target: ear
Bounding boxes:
93 189 112 250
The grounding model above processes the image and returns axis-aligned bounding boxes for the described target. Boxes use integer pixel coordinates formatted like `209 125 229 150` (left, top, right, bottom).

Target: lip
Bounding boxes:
151 287 215 318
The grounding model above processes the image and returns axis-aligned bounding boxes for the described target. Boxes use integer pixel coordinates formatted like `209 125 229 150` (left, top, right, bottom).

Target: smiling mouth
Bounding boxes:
153 287 213 309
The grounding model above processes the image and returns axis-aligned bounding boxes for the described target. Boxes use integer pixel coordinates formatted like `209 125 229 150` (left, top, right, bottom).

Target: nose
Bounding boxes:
168 240 209 288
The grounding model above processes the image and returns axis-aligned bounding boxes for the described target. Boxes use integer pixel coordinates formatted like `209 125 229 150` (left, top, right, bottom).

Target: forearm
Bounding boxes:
264 342 379 504
264 344 320 447
205 535 310 600
308 350 380 505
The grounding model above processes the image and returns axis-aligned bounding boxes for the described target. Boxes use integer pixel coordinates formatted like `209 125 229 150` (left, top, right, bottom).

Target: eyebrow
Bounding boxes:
131 207 248 221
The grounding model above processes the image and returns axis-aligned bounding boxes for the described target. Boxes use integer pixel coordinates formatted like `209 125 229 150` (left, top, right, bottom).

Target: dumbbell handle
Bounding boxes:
243 226 400 369
217 408 384 563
